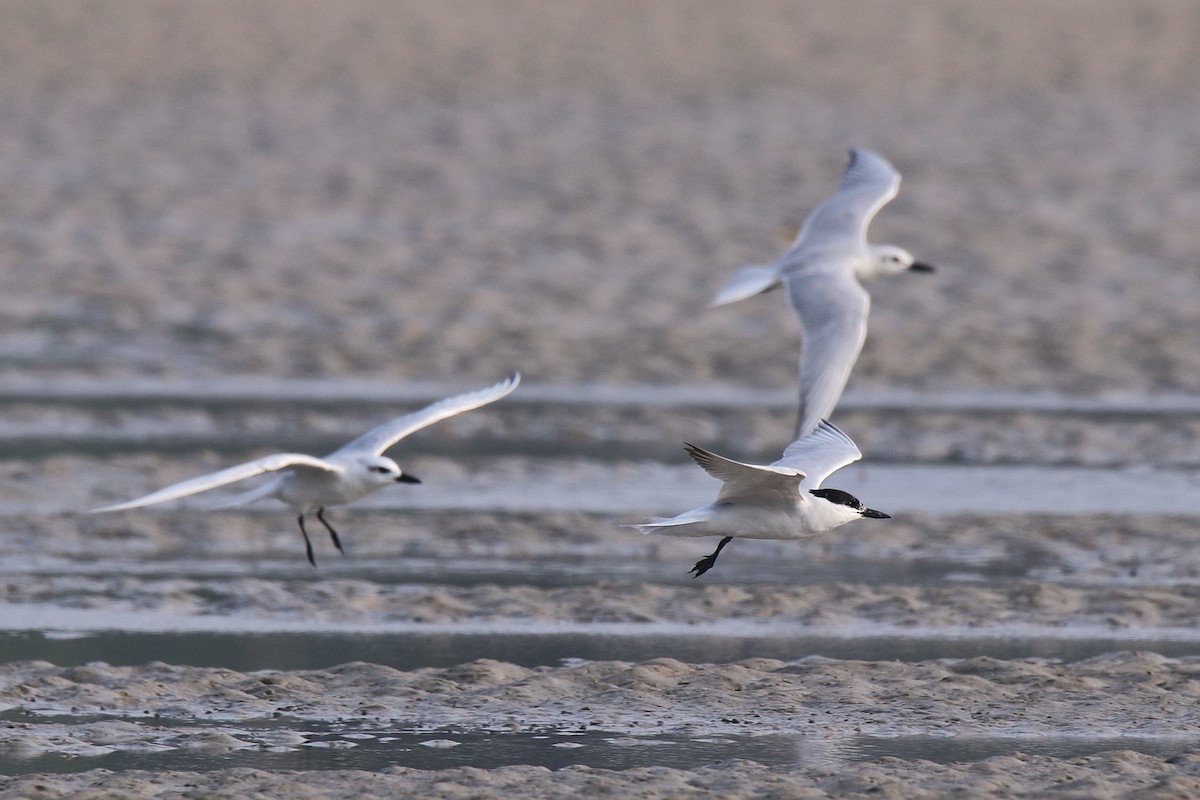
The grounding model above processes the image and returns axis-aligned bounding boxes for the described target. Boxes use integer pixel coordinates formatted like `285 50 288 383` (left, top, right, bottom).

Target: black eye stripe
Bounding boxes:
809 488 864 510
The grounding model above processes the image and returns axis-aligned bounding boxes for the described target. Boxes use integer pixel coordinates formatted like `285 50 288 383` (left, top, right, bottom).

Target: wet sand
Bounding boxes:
4 655 1200 796
6 756 1200 800
3 0 1200 796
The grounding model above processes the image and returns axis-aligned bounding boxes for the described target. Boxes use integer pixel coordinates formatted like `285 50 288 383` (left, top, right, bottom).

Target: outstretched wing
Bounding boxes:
788 148 901 255
89 453 341 513
787 269 870 436
329 372 521 458
684 443 804 505
773 419 862 489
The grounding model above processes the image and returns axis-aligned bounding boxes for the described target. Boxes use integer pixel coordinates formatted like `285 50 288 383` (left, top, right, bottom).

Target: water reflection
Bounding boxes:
2 713 1198 777
0 722 801 776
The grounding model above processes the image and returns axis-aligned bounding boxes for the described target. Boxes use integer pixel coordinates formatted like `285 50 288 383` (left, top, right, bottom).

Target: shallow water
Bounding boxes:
10 383 1200 516
6 627 1200 672
11 460 1200 519
0 551 1028 589
841 733 1200 767
21 458 1200 518
6 385 1200 779
2 711 1197 776
330 462 1200 517
0 730 796 775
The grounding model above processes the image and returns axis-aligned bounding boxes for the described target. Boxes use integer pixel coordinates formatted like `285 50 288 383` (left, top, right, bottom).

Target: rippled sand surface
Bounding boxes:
3 1 1200 796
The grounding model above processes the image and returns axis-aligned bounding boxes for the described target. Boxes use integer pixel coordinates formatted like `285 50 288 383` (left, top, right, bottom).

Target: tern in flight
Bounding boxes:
91 373 521 565
711 148 934 436
633 420 889 577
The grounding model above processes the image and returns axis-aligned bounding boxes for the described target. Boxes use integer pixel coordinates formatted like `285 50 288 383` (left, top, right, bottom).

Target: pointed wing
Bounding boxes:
786 269 870 436
684 443 804 505
329 373 520 458
773 420 862 489
89 453 342 513
788 148 900 254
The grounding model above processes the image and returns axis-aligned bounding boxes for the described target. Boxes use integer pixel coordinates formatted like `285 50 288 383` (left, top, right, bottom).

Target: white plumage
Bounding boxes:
712 148 933 436
91 373 521 565
633 420 890 576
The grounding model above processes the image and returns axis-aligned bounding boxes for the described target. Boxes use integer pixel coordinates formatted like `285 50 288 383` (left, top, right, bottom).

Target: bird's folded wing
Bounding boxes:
330 372 521 458
774 419 862 489
89 453 341 513
684 443 804 503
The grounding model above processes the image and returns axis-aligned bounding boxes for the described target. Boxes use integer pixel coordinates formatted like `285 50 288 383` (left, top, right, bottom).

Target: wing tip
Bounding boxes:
87 499 149 514
814 417 857 443
492 371 521 398
846 147 899 180
811 419 863 463
683 442 726 473
814 418 846 436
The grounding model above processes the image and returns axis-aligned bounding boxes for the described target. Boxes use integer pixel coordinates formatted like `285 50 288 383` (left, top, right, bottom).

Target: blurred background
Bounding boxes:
0 0 1197 397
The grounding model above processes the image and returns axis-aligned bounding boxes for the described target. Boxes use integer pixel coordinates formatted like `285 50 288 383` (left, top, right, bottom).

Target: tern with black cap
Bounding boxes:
632 420 889 577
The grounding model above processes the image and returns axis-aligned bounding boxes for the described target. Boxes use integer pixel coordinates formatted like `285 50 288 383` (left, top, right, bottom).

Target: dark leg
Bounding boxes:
690 536 734 578
297 514 317 567
316 507 344 554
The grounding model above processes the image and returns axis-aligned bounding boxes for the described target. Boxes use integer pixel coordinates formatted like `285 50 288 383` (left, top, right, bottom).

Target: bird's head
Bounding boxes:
809 487 890 520
358 455 421 486
865 245 935 279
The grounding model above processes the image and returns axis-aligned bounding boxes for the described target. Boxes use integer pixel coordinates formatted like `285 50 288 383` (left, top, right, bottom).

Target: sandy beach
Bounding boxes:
2 1 1200 796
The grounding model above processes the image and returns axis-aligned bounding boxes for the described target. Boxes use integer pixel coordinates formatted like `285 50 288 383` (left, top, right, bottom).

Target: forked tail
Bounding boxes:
626 506 714 535
627 517 679 535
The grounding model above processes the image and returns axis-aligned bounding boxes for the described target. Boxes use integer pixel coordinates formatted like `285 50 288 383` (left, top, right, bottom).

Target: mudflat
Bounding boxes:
2 1 1200 797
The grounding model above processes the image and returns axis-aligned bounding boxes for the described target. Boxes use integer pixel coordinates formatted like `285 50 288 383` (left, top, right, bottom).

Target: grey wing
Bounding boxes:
787 270 870 436
684 443 804 505
773 420 862 489
330 372 520 457
89 453 342 513
788 148 901 253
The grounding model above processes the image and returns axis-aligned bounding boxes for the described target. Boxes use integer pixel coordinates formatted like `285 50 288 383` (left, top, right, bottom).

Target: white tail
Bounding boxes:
710 265 781 307
628 506 715 534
